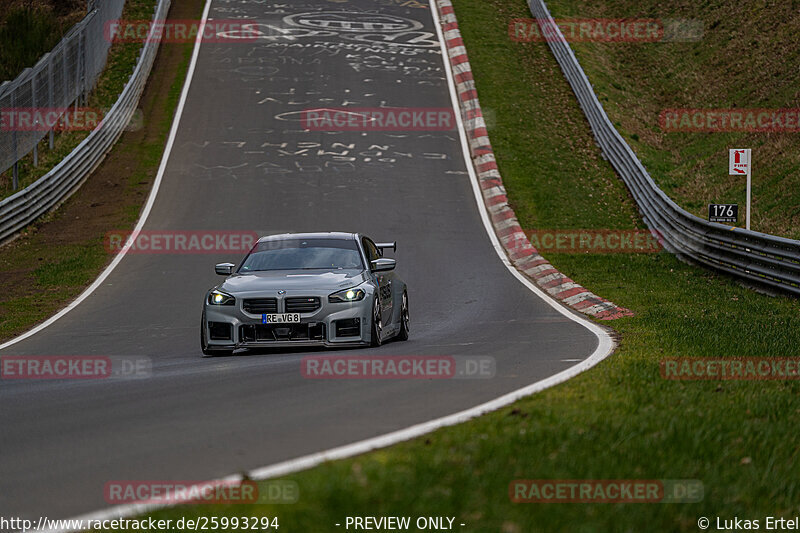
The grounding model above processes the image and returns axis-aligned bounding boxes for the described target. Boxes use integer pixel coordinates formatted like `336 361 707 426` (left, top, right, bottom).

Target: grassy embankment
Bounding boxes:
0 0 197 342
543 0 800 239
0 0 158 199
90 0 800 532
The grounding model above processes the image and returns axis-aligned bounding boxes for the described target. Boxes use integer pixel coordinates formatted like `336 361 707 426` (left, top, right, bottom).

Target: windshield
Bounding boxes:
238 238 364 272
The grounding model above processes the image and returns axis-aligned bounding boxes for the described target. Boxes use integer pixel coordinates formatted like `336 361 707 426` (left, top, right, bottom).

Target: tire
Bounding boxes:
396 291 409 341
370 296 383 347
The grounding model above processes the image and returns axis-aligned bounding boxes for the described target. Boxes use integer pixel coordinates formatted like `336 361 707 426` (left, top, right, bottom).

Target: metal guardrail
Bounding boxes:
0 0 125 181
529 0 800 297
0 0 171 246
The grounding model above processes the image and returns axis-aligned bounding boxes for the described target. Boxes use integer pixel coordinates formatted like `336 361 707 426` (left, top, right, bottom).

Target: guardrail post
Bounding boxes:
48 58 54 150
31 74 38 167
76 30 82 113
10 89 18 191
62 46 68 118
85 19 93 100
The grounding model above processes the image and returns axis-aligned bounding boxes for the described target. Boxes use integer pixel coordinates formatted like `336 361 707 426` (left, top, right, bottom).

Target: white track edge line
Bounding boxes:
34 1 616 530
0 0 213 353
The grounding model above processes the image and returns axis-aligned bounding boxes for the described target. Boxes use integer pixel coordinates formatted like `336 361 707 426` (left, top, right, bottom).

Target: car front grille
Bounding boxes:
242 298 278 314
240 323 326 342
285 297 321 313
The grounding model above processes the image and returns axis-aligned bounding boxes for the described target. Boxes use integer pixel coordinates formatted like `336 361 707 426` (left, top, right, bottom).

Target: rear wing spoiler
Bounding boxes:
375 242 396 255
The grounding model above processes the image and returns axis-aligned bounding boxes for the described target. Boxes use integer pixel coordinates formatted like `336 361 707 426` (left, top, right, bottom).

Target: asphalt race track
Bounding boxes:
0 0 600 520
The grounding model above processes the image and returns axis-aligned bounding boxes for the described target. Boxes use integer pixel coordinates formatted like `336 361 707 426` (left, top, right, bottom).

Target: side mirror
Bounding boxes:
215 262 235 276
370 258 396 272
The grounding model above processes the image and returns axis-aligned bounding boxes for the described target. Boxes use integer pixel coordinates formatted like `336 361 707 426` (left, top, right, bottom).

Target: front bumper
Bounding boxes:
204 291 373 349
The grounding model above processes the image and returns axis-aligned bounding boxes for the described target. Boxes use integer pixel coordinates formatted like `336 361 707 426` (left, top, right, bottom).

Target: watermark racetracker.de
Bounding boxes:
104 479 298 505
0 356 151 380
661 357 800 380
301 107 456 131
509 479 703 503
509 18 703 43
104 230 259 254
1 107 143 132
105 19 260 43
660 108 800 133
301 355 496 379
524 229 664 254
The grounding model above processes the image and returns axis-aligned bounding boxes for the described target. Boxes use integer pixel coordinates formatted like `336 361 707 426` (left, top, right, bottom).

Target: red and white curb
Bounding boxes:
434 0 633 321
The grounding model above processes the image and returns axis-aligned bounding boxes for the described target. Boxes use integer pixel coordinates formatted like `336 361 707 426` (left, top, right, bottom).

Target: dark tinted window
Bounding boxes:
239 238 364 271
362 238 381 263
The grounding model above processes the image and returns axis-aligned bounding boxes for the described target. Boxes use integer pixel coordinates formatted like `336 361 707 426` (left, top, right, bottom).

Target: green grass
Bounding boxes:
540 0 800 238
0 232 110 340
0 0 159 200
33 243 108 286
87 0 800 531
0 26 194 343
0 6 69 81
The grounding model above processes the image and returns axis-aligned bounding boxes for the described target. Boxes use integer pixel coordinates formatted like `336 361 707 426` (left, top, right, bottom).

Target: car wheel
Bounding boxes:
370 296 383 347
396 291 409 341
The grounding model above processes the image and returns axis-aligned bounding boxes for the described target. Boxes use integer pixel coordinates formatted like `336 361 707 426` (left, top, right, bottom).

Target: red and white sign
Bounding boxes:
728 148 753 230
729 148 751 175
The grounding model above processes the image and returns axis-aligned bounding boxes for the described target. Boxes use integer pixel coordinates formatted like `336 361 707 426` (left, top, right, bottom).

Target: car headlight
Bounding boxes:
328 287 366 303
208 290 235 306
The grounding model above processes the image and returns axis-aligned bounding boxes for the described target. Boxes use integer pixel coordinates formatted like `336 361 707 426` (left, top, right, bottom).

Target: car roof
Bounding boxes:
256 232 358 243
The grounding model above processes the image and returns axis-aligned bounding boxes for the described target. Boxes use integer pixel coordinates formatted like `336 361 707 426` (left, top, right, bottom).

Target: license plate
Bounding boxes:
262 313 301 324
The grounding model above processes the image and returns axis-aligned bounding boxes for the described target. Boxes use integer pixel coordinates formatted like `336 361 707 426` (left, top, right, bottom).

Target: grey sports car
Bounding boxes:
201 232 409 356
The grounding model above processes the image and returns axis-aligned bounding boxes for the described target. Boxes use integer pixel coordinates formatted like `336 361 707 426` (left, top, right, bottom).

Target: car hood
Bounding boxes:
219 269 367 294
